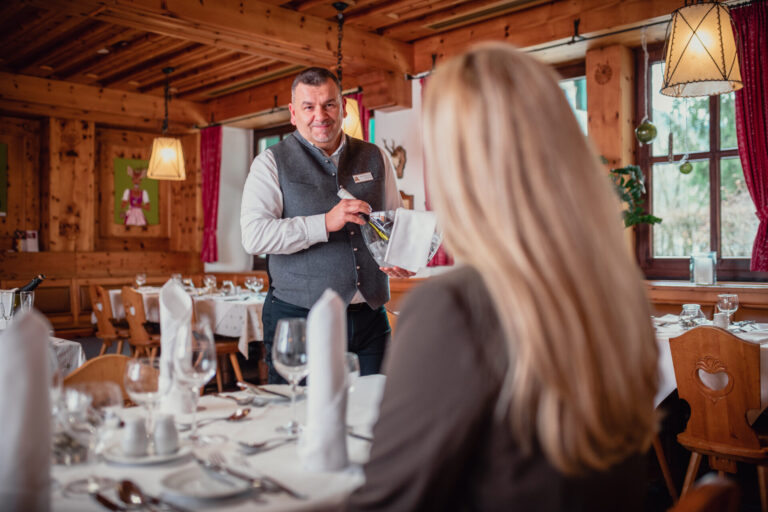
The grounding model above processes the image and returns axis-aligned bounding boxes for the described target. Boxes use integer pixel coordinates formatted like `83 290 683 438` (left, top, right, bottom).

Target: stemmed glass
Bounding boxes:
134 273 147 289
272 318 308 434
124 358 169 438
244 277 264 294
203 274 217 294
173 322 217 444
346 352 360 394
61 382 123 495
0 290 14 327
717 294 739 323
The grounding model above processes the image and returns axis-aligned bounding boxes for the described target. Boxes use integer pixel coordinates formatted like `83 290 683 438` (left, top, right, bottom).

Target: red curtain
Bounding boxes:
347 92 371 142
420 77 454 267
732 2 768 271
200 125 222 263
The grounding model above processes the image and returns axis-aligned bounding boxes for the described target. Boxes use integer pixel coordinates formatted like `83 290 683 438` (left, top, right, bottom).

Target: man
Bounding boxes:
241 67 412 383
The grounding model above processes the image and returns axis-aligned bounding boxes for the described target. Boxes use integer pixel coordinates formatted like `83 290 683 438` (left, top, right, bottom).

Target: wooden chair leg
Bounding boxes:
652 435 678 502
98 341 109 356
116 340 124 355
758 465 768 512
229 353 245 384
149 346 158 359
215 365 223 394
681 452 703 497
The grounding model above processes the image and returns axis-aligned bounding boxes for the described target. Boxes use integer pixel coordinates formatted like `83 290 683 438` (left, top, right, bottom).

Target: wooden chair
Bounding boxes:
385 308 399 339
89 284 129 356
63 354 131 401
669 326 768 511
212 337 245 393
669 475 739 512
121 286 161 359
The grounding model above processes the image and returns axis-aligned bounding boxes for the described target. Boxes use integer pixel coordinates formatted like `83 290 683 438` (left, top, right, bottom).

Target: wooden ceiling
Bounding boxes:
0 0 681 130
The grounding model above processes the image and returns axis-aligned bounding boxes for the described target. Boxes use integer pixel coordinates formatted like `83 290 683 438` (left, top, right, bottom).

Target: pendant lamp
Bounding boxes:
661 1 742 97
148 67 185 180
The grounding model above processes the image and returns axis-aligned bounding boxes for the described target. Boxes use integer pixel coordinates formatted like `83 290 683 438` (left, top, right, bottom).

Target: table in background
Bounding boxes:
107 288 265 358
52 375 385 511
50 337 86 377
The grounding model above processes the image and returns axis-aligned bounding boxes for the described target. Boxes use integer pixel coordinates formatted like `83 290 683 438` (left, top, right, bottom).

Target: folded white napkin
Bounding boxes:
299 289 348 471
384 208 437 273
159 280 195 414
0 311 51 511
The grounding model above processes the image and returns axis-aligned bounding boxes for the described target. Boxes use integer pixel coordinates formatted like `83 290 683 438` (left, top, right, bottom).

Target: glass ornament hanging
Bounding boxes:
679 97 692 174
635 28 657 145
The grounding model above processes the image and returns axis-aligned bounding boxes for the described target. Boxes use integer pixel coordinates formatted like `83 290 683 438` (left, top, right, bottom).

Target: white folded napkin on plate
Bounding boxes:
299 289 348 471
0 311 51 511
159 280 195 414
384 208 437 273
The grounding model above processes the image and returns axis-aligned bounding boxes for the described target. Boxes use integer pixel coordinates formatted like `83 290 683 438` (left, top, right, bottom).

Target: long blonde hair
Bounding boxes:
422 43 658 475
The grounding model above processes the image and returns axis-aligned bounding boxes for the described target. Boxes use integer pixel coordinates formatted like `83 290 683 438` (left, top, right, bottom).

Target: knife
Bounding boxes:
237 381 291 399
195 455 306 500
92 493 126 511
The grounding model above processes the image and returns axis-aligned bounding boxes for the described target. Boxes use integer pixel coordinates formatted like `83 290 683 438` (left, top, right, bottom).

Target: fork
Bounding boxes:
208 452 307 500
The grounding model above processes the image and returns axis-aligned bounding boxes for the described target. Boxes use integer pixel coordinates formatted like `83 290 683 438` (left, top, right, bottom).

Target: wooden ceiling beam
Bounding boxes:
0 72 205 128
58 30 149 80
177 63 301 100
137 51 246 94
99 41 201 88
172 58 279 95
3 16 92 70
19 23 120 75
25 0 414 74
68 33 168 83
413 0 682 71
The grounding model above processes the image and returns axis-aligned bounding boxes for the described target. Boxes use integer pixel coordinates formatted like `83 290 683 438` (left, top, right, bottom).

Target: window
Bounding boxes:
254 124 294 155
557 63 588 135
636 47 764 281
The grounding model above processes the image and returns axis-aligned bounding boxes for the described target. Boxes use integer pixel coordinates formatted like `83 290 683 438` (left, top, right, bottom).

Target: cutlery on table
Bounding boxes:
92 492 126 511
215 394 269 407
203 452 307 500
237 381 291 399
117 479 191 512
176 408 252 431
238 436 298 454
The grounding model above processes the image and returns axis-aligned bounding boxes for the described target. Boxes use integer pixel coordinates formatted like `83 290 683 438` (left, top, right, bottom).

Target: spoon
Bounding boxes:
177 408 252 431
117 479 191 512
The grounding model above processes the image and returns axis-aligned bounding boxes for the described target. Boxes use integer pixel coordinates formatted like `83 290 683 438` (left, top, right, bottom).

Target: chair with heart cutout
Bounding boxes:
669 325 768 511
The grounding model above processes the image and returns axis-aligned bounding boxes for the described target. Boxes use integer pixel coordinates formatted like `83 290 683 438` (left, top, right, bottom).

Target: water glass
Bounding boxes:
346 352 360 393
680 304 705 329
244 276 264 293
203 274 217 293
0 290 14 326
272 318 308 434
134 273 147 288
124 358 168 436
171 273 183 284
717 294 739 322
18 291 34 314
173 322 216 443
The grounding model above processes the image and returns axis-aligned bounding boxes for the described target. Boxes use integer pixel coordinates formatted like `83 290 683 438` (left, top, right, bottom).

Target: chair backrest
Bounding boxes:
63 354 130 401
121 286 152 345
670 475 739 512
669 326 762 450
89 285 116 338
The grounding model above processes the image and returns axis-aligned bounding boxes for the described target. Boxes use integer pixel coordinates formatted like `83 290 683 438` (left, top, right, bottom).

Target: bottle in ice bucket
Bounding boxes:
13 274 45 313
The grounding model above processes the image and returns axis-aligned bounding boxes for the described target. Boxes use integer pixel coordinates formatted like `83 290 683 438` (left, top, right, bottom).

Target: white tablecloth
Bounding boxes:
108 289 265 358
52 374 385 511
655 319 768 411
50 337 85 377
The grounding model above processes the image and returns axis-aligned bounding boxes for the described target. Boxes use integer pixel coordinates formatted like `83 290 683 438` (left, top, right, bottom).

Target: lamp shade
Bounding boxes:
342 97 364 140
661 2 742 97
147 137 185 181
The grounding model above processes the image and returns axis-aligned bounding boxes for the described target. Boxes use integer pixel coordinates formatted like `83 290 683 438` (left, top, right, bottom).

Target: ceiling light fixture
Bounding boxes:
147 67 185 180
661 0 742 97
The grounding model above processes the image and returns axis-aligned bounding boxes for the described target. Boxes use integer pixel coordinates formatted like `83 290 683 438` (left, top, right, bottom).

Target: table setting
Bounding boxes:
0 282 382 511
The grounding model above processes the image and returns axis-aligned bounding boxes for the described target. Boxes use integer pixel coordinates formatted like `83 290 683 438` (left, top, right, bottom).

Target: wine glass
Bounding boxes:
61 382 123 495
346 352 360 394
0 290 14 327
124 358 168 437
171 273 183 284
717 294 739 323
134 273 147 289
203 274 217 293
272 318 308 434
173 322 217 444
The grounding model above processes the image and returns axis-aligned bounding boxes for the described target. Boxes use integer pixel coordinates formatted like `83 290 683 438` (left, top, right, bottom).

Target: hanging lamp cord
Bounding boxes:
334 2 348 83
162 75 169 135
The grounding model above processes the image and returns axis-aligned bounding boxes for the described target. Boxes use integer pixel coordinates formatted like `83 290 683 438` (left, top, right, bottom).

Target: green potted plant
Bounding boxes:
609 165 662 228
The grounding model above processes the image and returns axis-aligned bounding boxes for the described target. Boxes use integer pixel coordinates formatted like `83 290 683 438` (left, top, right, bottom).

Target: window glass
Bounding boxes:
651 63 710 157
721 157 757 258
720 93 738 150
558 77 587 134
257 135 281 154
652 161 710 257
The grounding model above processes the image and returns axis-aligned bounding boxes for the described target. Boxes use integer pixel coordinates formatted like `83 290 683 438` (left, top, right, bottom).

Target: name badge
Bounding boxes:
352 172 374 184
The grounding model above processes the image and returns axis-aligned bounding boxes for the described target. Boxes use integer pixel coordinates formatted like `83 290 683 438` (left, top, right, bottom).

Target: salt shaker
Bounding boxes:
122 418 148 457
153 413 179 455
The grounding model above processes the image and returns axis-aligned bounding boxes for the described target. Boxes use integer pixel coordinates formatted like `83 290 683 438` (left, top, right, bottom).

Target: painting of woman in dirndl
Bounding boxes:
121 165 150 226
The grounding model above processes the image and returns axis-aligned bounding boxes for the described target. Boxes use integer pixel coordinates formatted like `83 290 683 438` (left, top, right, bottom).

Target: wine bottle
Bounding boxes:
19 274 46 292
336 188 390 241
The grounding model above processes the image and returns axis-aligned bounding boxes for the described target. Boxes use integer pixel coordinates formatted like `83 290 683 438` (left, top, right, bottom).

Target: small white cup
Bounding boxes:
713 312 729 329
122 417 148 457
153 413 179 455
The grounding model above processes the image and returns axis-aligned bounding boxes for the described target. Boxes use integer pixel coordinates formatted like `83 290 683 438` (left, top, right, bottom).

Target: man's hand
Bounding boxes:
325 199 372 233
380 266 416 279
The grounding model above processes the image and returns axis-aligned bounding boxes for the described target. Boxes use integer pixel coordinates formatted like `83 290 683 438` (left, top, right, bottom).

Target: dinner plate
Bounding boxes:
102 443 192 466
161 466 251 503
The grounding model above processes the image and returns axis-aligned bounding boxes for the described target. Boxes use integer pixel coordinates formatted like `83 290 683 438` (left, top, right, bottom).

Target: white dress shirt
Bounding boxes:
240 134 402 303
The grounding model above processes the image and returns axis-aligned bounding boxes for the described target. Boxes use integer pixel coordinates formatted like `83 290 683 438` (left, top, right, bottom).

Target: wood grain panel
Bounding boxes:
170 132 202 252
0 116 40 247
42 118 96 252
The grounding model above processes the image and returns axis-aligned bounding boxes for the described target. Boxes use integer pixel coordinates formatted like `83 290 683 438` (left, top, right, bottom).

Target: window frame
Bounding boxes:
634 44 766 282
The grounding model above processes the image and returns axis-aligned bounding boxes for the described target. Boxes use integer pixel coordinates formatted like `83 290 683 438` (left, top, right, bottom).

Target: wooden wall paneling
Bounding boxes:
586 44 635 168
42 118 96 252
0 116 40 251
170 132 202 252
96 128 170 242
0 251 77 280
357 70 412 112
75 251 203 277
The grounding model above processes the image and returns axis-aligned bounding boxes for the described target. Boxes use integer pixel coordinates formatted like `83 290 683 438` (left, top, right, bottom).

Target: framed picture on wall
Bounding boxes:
0 142 7 217
113 158 158 226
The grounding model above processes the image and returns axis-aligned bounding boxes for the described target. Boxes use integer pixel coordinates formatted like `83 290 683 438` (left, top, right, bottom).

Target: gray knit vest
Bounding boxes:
268 132 389 309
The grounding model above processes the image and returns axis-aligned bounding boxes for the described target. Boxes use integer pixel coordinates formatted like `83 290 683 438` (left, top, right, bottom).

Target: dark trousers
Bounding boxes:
261 289 390 384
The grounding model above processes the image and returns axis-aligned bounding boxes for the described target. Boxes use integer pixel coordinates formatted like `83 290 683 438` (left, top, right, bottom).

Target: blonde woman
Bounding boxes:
347 43 658 511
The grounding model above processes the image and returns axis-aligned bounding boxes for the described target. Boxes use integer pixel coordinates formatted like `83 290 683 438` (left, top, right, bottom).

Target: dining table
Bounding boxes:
106 287 266 358
51 336 86 377
52 374 384 511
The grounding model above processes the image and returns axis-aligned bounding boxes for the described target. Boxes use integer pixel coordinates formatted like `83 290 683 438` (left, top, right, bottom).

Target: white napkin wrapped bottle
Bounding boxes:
299 289 349 471
158 280 195 414
0 311 52 511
